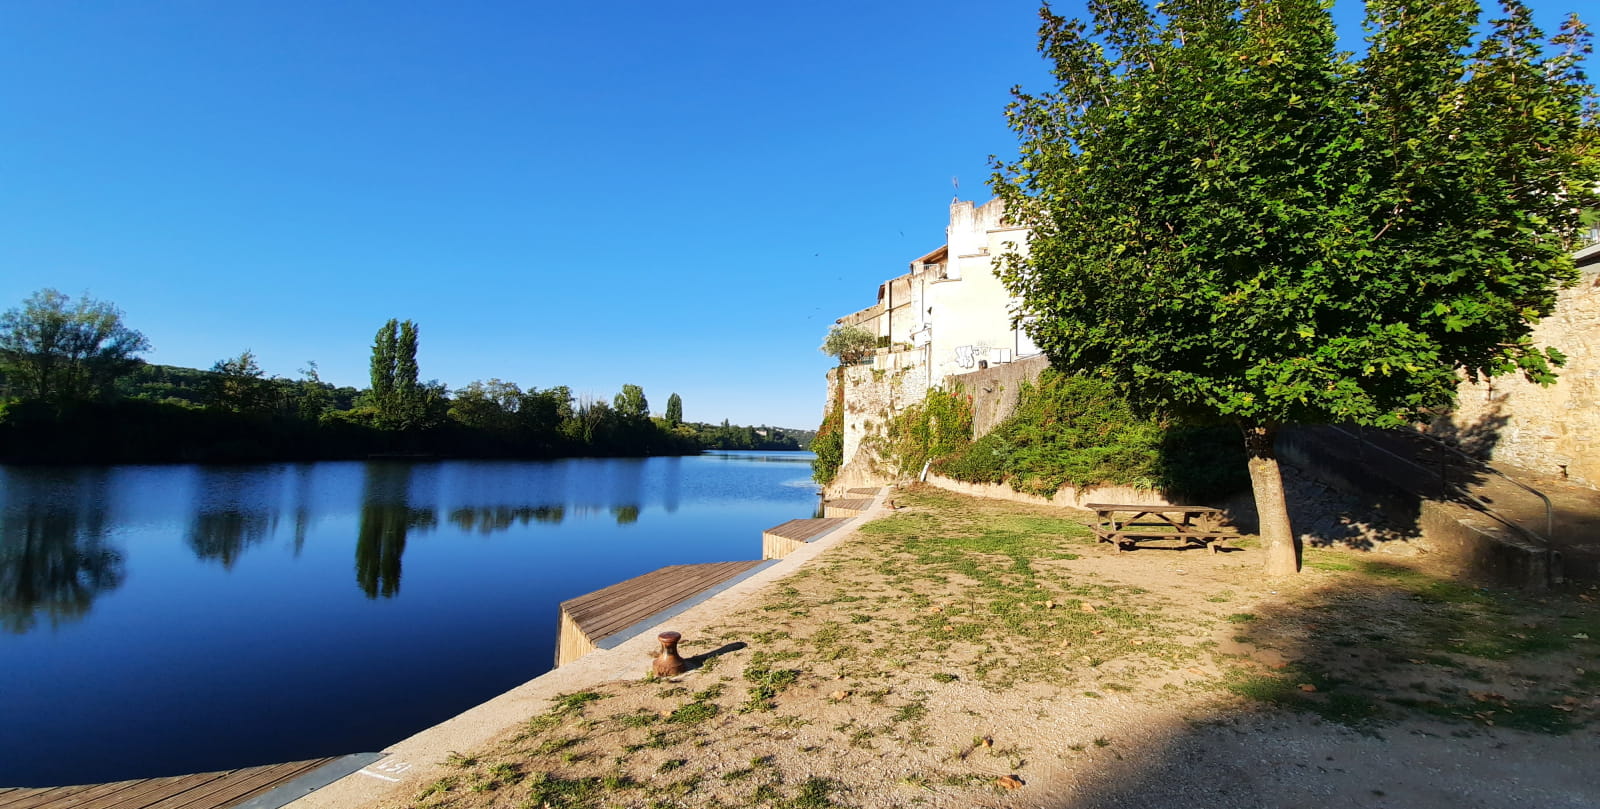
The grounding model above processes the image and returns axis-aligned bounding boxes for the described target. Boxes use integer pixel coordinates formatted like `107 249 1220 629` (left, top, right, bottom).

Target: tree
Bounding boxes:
614 384 649 422
994 0 1600 575
369 320 397 410
665 392 683 427
0 289 150 403
368 318 423 429
820 324 877 366
396 321 421 424
296 361 332 422
208 350 271 414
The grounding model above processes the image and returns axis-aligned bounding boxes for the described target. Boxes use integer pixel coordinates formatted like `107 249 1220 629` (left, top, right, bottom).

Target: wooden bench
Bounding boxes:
1085 503 1238 553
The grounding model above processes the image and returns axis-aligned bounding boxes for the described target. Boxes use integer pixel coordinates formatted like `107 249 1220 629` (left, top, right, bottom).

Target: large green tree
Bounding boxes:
368 318 423 429
665 392 683 427
0 289 150 403
994 0 1600 574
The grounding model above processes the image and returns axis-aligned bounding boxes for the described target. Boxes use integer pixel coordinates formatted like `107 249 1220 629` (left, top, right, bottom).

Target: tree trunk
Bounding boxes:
1241 421 1299 576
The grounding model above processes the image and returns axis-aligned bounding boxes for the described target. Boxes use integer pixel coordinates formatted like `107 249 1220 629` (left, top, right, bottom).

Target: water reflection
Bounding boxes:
355 464 436 598
448 506 565 534
662 456 682 514
0 470 124 634
0 453 821 786
187 468 280 569
291 464 316 557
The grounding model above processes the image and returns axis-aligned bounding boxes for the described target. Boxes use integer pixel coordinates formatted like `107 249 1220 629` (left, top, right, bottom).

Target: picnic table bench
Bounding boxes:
1086 503 1237 553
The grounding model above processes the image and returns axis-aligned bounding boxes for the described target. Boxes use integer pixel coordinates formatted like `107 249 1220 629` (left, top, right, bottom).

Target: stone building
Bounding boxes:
824 199 1044 490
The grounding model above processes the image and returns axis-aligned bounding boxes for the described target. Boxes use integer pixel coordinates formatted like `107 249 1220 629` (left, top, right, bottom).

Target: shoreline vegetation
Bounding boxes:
0 293 812 465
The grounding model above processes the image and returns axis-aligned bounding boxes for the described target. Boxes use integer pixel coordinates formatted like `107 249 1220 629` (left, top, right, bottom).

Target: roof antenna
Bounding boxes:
951 176 960 203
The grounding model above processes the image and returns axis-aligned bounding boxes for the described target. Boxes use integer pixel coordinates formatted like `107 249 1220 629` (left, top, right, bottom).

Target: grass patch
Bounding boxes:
667 701 719 725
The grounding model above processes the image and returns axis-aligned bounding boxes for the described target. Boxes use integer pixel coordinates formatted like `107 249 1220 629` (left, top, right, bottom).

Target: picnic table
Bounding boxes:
1086 503 1237 553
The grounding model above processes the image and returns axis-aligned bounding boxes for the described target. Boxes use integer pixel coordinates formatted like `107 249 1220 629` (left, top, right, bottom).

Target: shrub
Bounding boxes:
935 370 1246 501
811 382 845 484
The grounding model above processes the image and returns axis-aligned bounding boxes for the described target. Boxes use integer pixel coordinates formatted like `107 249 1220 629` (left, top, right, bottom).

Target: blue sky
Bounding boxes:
2 1 1593 429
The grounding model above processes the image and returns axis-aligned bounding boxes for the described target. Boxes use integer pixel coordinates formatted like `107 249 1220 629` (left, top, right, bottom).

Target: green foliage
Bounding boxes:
0 289 150 403
207 350 273 414
812 381 845 484
613 383 649 422
368 318 427 430
664 392 683 427
884 388 974 477
820 324 876 366
994 0 1600 428
686 418 804 451
0 316 715 463
936 371 1247 500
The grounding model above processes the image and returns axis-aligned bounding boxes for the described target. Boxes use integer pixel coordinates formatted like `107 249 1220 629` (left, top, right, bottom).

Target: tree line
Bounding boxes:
0 290 811 463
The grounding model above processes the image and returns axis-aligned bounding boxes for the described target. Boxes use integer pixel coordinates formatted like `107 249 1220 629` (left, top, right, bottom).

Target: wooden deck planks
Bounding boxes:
762 518 852 542
150 759 333 809
0 758 340 809
822 498 873 518
556 561 765 666
846 487 881 495
761 518 852 560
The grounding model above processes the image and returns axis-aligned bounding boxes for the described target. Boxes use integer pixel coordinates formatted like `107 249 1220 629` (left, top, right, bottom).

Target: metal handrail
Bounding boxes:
1410 427 1555 542
1330 424 1554 546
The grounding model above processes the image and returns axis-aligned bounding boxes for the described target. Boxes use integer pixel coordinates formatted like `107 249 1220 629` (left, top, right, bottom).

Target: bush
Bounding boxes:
935 370 1246 501
811 383 845 484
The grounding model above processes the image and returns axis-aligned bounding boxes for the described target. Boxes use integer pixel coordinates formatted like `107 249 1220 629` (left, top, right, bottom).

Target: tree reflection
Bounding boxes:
356 464 436 598
187 468 278 569
610 504 641 525
0 511 125 634
188 510 272 569
447 506 565 534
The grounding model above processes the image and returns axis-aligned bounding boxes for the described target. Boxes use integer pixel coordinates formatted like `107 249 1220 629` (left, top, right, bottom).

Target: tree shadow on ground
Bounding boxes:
1043 558 1599 808
1263 402 1524 555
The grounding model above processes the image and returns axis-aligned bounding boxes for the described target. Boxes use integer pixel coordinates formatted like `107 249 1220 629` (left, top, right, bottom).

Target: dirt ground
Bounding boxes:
388 486 1600 809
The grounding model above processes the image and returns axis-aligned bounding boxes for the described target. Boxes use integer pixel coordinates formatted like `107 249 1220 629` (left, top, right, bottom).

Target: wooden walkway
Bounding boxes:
823 498 874 518
762 517 852 559
0 756 359 809
846 487 881 495
556 561 766 666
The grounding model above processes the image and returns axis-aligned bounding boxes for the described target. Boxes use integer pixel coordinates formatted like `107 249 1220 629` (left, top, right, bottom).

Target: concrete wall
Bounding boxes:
1436 265 1600 488
924 472 1172 511
945 354 1051 439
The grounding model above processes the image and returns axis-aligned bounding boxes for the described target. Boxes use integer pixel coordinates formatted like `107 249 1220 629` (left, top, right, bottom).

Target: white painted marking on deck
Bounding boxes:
357 758 413 782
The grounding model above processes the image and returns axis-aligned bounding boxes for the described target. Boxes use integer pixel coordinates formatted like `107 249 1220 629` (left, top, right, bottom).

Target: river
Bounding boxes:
0 452 819 787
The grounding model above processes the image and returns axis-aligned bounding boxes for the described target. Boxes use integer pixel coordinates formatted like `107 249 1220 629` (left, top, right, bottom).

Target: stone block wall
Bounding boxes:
838 350 931 475
1436 267 1600 488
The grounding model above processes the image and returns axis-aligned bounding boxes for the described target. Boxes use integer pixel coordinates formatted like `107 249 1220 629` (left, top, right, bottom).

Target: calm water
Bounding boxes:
0 452 819 787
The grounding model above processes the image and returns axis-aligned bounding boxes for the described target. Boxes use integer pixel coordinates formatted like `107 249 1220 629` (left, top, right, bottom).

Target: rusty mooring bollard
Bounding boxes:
652 631 687 677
